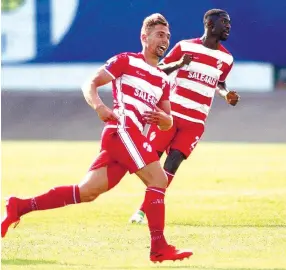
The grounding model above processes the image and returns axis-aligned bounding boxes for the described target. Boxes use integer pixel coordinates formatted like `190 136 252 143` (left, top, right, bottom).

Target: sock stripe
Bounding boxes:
146 187 165 195
164 170 174 176
73 185 78 204
31 198 38 210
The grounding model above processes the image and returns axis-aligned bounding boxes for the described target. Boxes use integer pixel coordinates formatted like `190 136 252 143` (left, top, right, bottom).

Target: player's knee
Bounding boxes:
145 167 168 188
164 149 186 175
78 169 109 202
151 172 168 189
79 188 101 202
79 183 106 202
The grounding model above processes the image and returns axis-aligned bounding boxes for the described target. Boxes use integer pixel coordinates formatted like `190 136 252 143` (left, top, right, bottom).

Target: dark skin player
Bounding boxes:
144 11 239 129
160 11 239 106
131 10 241 224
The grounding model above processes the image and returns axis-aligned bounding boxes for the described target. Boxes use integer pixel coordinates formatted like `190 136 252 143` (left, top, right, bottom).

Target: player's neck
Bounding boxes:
141 50 159 67
201 35 220 50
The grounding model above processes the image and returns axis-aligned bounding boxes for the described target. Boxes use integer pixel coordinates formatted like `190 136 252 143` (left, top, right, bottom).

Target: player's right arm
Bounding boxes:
158 42 192 75
82 53 128 122
82 67 118 122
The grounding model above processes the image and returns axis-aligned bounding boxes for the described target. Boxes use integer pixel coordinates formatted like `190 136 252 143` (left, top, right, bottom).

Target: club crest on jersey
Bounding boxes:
216 59 223 69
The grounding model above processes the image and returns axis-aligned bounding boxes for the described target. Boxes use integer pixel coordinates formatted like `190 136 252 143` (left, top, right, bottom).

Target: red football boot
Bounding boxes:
150 245 193 263
1 197 21 238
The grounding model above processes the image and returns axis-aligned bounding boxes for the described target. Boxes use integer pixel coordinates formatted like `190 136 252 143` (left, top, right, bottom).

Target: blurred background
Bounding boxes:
2 0 286 142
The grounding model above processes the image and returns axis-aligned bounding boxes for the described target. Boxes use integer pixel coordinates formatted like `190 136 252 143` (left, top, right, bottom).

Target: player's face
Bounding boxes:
213 13 231 41
145 25 170 57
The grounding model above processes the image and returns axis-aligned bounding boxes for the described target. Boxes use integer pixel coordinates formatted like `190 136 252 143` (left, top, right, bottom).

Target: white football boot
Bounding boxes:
129 210 146 224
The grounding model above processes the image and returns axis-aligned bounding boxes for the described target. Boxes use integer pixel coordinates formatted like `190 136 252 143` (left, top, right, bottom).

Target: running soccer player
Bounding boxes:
1 13 193 263
130 9 240 224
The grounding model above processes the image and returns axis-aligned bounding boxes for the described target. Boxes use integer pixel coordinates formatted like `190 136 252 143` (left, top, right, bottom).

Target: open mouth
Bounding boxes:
223 30 230 36
158 45 167 53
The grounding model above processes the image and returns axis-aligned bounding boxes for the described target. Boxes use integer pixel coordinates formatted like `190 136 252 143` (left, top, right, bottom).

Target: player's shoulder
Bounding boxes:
219 44 232 56
107 52 129 64
156 66 170 81
218 44 233 64
176 38 203 51
118 52 144 59
178 37 202 45
110 52 142 60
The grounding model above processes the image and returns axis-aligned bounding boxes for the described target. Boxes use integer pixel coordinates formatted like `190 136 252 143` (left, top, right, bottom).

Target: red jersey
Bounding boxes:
162 38 233 125
104 52 170 132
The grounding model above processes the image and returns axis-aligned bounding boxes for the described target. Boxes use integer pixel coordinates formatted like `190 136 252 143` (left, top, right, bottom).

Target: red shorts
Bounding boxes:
147 116 205 158
89 126 159 174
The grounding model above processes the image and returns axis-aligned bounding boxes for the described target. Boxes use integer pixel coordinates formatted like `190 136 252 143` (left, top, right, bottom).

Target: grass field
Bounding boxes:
1 141 286 270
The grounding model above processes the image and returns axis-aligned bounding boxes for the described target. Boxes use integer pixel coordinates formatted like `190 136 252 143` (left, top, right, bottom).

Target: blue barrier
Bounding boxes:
2 0 286 65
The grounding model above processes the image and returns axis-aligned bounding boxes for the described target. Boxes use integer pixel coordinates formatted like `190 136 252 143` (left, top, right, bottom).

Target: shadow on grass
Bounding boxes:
1 258 57 265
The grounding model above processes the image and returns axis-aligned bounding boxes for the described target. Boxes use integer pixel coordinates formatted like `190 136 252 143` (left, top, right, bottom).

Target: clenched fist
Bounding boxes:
178 54 193 68
96 104 118 122
225 91 240 106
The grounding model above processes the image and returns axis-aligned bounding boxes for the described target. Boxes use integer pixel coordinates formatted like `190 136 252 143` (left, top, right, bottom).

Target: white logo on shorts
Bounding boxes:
190 136 200 150
149 131 156 142
143 142 152 152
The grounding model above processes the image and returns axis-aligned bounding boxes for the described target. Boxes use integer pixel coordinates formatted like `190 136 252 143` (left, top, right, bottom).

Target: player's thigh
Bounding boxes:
170 120 205 158
147 123 177 153
80 129 128 200
88 136 128 191
78 166 109 201
136 160 168 188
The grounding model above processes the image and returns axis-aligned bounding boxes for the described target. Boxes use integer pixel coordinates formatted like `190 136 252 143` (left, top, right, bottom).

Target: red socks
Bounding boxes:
143 187 168 252
16 162 127 218
139 170 174 212
17 185 80 216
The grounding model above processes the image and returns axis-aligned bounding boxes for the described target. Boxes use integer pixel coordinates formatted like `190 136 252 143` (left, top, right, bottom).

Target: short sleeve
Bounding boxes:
104 53 129 79
219 62 233 82
161 42 183 64
159 77 171 102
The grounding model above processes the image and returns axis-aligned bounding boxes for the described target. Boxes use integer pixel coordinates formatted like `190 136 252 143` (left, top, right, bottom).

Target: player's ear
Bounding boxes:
205 19 214 29
141 34 147 44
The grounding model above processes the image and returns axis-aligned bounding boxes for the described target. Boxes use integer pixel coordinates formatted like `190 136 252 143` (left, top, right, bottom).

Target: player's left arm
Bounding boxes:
216 60 240 106
216 81 240 106
143 79 173 130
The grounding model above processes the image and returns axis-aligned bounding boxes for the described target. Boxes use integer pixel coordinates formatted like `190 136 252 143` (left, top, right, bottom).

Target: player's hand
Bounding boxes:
95 104 118 122
143 106 172 130
225 91 240 106
178 53 193 68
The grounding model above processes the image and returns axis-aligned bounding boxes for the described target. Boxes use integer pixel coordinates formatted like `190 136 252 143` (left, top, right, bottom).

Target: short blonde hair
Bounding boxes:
141 13 169 35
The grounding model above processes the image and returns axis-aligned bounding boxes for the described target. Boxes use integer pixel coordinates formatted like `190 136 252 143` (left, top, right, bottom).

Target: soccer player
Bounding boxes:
1 13 193 262
130 9 240 223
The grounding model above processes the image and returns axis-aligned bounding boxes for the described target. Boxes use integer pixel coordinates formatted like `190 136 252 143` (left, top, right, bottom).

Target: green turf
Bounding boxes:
1 141 286 270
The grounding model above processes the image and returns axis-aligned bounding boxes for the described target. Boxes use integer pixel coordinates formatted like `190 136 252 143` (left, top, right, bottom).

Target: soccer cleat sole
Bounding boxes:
151 252 193 263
